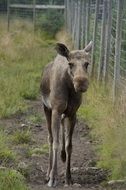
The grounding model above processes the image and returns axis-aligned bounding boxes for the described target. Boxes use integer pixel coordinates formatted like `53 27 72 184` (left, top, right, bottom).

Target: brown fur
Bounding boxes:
40 42 92 187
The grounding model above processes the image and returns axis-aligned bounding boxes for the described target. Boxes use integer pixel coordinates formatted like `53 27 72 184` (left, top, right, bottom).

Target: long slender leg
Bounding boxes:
43 105 53 180
65 114 76 186
61 116 66 162
48 110 61 187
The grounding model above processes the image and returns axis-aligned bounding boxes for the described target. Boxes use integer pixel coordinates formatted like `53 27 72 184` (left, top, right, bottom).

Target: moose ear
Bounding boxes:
55 43 70 60
84 41 93 53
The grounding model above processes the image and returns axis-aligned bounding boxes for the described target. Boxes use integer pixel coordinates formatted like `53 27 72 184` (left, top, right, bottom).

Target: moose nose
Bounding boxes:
73 76 89 92
74 76 88 84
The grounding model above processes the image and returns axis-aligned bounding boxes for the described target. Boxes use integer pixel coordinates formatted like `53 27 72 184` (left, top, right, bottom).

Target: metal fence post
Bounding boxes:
81 0 86 48
64 0 67 29
85 0 91 46
33 0 36 32
103 0 112 85
76 0 81 49
67 0 71 33
7 0 10 31
90 0 99 77
75 0 79 48
98 0 108 82
113 0 124 101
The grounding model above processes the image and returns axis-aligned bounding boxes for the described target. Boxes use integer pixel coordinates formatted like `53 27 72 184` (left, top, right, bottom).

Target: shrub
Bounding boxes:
0 169 28 190
38 10 64 37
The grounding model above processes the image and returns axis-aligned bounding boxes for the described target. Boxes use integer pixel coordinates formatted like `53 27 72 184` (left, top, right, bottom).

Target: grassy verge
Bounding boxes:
0 18 55 118
0 168 28 190
78 82 126 180
12 129 32 145
0 17 56 189
0 130 16 164
29 144 49 156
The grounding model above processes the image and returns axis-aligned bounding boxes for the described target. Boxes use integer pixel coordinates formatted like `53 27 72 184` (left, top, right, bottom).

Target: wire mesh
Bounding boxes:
65 0 126 98
0 0 126 98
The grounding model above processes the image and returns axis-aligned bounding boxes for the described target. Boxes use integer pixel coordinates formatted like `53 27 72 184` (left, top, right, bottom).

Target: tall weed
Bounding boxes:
78 82 126 179
0 19 55 118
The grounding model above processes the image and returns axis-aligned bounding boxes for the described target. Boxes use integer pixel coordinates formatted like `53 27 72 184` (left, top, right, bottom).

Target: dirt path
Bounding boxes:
0 97 107 190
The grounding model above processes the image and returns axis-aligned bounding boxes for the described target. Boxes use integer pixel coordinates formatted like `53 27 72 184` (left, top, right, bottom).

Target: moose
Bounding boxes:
40 41 93 187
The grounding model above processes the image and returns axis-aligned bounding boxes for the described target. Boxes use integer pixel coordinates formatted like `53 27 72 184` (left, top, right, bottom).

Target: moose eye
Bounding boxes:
68 62 74 69
84 62 89 69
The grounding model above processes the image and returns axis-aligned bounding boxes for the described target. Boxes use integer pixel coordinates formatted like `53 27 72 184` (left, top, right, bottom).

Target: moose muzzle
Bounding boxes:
73 77 89 92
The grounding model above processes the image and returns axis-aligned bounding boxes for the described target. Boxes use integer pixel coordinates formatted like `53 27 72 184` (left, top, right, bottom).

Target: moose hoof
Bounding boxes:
64 184 69 187
64 183 72 187
64 179 73 187
73 183 82 188
47 179 58 187
45 176 49 183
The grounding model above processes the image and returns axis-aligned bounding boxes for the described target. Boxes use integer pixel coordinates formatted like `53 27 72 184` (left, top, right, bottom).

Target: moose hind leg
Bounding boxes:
43 105 53 180
65 115 76 186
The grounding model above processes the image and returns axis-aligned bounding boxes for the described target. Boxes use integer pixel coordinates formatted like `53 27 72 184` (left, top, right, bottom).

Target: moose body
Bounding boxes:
40 42 92 187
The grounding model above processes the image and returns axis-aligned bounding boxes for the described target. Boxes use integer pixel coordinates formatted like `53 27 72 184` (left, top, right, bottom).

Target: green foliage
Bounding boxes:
0 130 16 163
0 169 28 190
29 144 49 156
78 82 126 180
27 113 43 124
17 161 32 178
0 18 55 118
12 129 31 144
38 10 64 37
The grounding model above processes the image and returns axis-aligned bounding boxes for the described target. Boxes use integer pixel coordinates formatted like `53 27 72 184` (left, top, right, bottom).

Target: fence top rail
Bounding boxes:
9 4 65 10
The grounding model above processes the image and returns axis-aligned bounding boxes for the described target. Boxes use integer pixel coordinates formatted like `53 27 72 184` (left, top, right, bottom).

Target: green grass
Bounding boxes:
27 113 43 124
29 144 49 156
17 161 32 178
0 18 56 118
0 18 56 189
12 129 32 144
0 169 28 190
0 130 16 164
78 82 126 180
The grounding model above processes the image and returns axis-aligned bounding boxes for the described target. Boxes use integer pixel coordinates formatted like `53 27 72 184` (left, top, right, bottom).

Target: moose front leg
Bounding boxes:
43 105 52 181
65 114 76 186
48 109 60 187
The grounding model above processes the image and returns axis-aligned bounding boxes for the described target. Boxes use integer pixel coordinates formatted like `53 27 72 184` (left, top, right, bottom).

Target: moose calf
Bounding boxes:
40 41 93 187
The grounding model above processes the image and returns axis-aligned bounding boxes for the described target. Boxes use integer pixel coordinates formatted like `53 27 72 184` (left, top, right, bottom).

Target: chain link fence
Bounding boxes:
0 0 65 33
65 0 126 101
0 0 126 100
